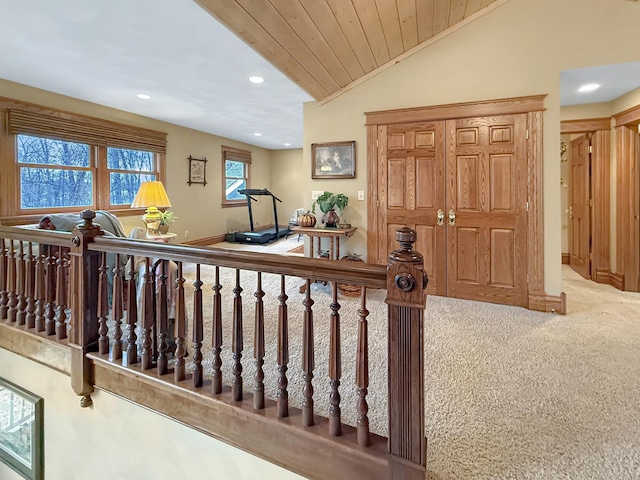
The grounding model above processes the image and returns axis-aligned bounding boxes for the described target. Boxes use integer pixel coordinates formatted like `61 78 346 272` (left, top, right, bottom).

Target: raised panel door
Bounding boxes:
378 121 445 296
569 135 591 279
445 115 527 307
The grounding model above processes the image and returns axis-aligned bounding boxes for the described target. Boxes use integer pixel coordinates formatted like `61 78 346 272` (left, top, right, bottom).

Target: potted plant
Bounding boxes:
311 191 349 227
158 210 177 234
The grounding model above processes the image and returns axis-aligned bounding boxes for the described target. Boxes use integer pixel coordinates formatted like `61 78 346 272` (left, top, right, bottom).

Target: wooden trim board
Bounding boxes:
562 253 569 265
561 118 610 134
528 292 566 315
609 272 625 290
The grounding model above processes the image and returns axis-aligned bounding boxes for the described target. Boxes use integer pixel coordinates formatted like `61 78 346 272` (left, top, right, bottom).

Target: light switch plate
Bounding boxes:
357 190 365 201
312 190 323 200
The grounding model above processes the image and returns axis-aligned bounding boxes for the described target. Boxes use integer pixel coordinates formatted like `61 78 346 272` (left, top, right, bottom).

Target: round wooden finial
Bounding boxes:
395 227 415 251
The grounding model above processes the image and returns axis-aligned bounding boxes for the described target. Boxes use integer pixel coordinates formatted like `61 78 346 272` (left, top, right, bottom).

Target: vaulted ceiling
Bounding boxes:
196 0 503 102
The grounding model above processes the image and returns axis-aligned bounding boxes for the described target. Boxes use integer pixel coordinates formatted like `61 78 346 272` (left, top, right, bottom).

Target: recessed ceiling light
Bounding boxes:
136 93 152 100
578 83 600 93
284 143 291 146
249 76 264 84
254 133 262 136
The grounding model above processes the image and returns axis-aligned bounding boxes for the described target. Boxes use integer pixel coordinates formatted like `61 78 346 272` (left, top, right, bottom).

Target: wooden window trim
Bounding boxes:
0 97 166 223
221 145 252 208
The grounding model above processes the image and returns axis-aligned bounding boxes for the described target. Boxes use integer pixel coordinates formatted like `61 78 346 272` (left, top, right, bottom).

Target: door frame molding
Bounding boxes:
560 119 611 284
366 95 548 311
613 105 640 291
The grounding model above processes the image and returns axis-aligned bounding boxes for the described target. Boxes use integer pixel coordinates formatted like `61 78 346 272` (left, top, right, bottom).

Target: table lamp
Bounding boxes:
131 181 172 236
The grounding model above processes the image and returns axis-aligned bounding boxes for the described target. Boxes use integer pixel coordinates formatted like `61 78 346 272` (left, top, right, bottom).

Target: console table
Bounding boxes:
290 226 357 260
290 226 357 293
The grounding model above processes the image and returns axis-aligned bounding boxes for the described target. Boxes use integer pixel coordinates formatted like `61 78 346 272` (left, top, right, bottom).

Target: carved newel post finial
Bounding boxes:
396 226 416 252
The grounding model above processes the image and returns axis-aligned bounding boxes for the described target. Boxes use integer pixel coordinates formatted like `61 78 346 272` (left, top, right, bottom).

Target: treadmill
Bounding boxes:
232 188 291 244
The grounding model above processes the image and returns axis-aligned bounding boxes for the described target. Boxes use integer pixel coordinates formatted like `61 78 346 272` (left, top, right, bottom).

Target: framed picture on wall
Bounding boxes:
187 156 207 186
0 378 44 480
311 141 356 179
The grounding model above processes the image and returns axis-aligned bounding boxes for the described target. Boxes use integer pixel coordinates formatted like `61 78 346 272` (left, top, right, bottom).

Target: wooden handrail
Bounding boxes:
0 226 71 247
87 236 388 289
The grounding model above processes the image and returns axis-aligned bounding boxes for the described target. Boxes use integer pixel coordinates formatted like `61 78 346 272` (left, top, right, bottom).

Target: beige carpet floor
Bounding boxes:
122 253 628 479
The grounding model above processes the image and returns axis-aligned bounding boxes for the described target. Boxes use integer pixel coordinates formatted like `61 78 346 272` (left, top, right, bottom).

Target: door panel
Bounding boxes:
445 115 528 307
379 121 445 296
569 135 590 279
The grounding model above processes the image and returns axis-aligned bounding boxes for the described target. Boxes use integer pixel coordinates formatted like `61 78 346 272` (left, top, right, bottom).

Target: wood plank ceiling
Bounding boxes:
195 0 503 102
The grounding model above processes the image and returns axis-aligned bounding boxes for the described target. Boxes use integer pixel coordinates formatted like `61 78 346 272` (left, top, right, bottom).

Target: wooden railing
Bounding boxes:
0 210 427 480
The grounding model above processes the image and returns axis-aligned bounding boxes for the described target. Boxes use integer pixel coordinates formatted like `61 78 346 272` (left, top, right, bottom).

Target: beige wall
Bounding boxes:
0 349 304 480
0 79 273 243
302 0 640 295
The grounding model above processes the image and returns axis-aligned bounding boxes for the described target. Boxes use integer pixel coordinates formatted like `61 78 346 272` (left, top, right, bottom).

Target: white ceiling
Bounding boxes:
560 61 640 106
2 0 638 149
0 0 313 150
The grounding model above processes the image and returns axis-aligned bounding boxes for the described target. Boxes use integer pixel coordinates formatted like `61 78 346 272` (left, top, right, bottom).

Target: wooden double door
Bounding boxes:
375 114 528 307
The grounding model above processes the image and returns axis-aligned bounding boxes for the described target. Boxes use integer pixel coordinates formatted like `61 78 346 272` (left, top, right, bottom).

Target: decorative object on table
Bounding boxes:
0 377 44 480
158 210 177 234
288 207 306 227
338 251 364 297
187 155 207 186
131 180 172 236
297 211 317 227
311 191 349 228
311 141 356 179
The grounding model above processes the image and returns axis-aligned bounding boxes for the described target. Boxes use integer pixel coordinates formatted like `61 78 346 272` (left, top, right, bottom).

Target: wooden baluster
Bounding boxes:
232 269 243 402
356 287 370 447
97 253 110 354
174 262 187 383
211 266 223 394
34 247 45 332
54 247 68 340
15 242 26 326
24 243 36 329
111 254 124 361
277 274 289 418
302 278 315 427
328 281 342 436
191 264 203 387
253 272 265 410
6 240 18 324
109 253 124 361
157 260 169 375
140 257 154 370
124 255 138 366
0 238 7 320
44 246 57 335
387 228 427 480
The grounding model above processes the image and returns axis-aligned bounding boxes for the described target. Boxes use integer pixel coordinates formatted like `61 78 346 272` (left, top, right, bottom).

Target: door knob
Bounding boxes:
448 209 456 227
437 209 444 226
569 205 573 218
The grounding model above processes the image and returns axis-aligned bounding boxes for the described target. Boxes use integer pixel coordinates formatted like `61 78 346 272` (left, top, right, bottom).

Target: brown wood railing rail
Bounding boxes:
0 210 427 480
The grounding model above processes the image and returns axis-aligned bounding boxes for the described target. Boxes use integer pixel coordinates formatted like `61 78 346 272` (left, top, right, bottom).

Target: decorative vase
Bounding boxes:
322 209 339 228
158 224 169 234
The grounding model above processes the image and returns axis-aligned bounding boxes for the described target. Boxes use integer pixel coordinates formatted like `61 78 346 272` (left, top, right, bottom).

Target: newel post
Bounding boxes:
386 227 428 480
69 210 104 407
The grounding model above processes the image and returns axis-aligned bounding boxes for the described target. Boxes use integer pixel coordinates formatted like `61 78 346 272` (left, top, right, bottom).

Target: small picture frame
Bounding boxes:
187 156 207 186
0 378 43 480
311 141 356 179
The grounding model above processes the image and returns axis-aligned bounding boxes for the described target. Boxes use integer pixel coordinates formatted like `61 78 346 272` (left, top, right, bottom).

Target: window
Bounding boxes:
0 98 166 221
107 147 156 206
18 135 92 209
221 145 251 207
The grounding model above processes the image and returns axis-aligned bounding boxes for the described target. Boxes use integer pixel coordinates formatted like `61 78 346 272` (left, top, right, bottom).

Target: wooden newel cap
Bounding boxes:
395 226 416 251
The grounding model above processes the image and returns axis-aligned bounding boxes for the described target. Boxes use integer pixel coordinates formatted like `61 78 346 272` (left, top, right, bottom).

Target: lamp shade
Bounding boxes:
131 181 172 209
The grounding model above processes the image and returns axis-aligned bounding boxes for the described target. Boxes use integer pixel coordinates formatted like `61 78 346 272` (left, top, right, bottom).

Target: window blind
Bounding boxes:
222 145 252 163
8 108 167 153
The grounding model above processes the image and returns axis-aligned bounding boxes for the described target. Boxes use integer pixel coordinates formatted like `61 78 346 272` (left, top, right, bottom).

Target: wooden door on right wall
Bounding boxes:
445 115 528 307
569 134 591 279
